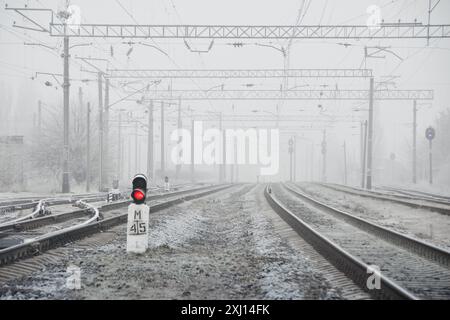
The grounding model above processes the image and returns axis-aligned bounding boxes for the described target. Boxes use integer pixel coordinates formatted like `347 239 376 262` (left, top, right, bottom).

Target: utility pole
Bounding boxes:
276 104 279 128
230 108 234 184
86 102 91 192
160 101 165 178
234 145 239 182
360 121 363 184
104 78 110 187
289 137 294 182
230 157 234 183
98 72 104 191
176 97 182 180
62 35 70 193
321 130 327 183
147 100 154 181
429 139 433 184
128 134 132 180
362 120 368 188
412 100 417 184
343 141 348 185
223 121 227 183
137 133 141 174
37 100 42 136
366 77 375 190
294 135 297 181
234 109 238 183
135 123 138 174
219 112 224 183
117 112 121 183
190 113 195 183
120 137 124 184
77 87 83 134
310 142 314 181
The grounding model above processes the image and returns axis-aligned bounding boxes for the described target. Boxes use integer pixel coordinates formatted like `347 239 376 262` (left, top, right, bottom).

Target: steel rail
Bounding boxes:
0 184 231 267
0 208 90 233
264 185 418 300
376 186 450 205
0 192 108 217
0 185 217 232
317 183 450 216
284 183 450 267
0 195 108 228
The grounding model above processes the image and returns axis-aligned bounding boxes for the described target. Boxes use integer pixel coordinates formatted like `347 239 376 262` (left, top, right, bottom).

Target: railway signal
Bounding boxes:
127 174 150 253
425 127 435 185
131 174 147 204
107 179 121 202
426 126 435 141
164 176 170 191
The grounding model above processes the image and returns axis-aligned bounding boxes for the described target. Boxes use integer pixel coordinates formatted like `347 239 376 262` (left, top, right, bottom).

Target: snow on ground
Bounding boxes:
0 184 343 300
295 182 450 250
0 193 51 200
0 210 26 224
0 206 36 224
388 182 450 197
0 199 105 225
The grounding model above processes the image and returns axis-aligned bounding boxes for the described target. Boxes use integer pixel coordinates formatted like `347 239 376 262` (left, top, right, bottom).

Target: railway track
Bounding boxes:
317 183 450 215
0 198 112 247
0 185 200 232
376 186 450 205
265 183 450 300
0 192 109 222
0 184 231 268
0 183 195 213
0 201 105 235
0 192 107 206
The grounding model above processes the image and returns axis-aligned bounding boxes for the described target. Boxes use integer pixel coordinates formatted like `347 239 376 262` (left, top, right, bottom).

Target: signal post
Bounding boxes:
127 174 150 254
425 127 436 185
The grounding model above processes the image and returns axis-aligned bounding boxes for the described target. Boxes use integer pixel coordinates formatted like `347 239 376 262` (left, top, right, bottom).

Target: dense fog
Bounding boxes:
0 0 449 194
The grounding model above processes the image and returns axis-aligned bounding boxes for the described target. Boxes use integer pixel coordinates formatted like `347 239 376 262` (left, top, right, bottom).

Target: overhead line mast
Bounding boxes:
5 5 447 191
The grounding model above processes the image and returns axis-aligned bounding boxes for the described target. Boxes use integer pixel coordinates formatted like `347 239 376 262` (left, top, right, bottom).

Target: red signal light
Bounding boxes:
131 189 145 203
131 174 148 204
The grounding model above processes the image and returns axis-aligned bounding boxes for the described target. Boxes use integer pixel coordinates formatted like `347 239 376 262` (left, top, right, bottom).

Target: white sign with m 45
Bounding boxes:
127 203 150 253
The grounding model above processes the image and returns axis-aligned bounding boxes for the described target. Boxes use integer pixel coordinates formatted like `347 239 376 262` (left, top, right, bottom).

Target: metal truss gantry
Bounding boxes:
131 89 433 101
4 7 450 40
157 115 361 123
49 23 450 39
106 68 373 79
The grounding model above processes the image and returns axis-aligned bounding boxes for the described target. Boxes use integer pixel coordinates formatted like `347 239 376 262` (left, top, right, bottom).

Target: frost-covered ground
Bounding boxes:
1 184 346 300
295 182 450 250
0 209 27 224
387 181 450 197
0 193 51 201
0 197 106 225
